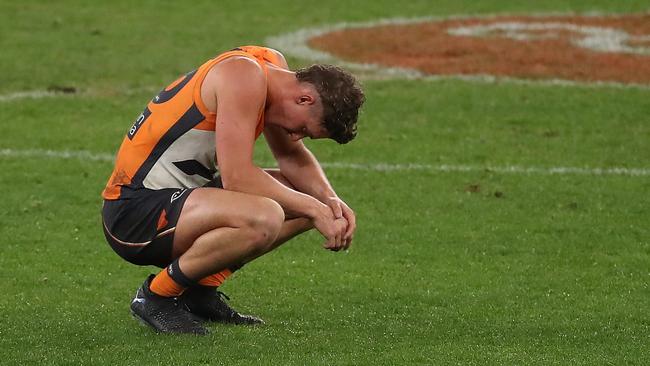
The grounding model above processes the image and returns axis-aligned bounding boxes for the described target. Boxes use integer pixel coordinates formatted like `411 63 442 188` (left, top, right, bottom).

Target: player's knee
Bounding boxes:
243 198 284 252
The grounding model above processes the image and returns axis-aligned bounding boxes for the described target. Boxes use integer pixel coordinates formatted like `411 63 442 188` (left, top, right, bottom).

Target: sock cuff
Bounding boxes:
149 269 184 297
198 269 233 287
167 259 196 288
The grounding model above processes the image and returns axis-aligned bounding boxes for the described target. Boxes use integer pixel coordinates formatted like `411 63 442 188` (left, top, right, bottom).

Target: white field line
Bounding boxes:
0 86 159 103
0 90 61 102
1 148 648 177
266 11 650 90
0 148 117 162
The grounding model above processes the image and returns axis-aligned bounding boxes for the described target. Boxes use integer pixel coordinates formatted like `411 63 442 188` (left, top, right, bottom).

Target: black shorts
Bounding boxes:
101 178 224 268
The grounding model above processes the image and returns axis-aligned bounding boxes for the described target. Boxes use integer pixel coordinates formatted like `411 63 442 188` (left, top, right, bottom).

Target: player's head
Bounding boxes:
295 64 365 144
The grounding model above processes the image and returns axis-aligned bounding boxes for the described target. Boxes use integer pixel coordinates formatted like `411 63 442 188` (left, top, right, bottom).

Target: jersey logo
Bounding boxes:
170 189 188 203
173 159 216 180
127 107 152 140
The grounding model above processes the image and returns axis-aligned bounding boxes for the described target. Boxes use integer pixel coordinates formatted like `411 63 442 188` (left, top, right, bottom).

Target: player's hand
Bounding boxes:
325 196 356 248
323 217 349 252
310 204 340 249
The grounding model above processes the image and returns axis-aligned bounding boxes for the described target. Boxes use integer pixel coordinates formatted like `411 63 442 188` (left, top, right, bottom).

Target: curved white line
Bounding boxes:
3 13 647 105
266 11 650 89
1 148 648 177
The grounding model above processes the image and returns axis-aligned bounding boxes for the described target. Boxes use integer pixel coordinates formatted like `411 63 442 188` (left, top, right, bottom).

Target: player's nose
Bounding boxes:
289 132 306 141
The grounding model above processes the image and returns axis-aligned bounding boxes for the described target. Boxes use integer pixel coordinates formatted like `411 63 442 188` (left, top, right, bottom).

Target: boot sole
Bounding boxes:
130 310 209 335
131 310 163 333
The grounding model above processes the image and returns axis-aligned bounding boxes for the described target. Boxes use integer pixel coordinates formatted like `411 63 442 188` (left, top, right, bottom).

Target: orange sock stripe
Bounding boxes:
150 268 186 297
198 269 233 287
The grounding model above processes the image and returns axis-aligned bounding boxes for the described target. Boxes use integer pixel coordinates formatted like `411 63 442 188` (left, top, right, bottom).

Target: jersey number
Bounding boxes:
127 107 152 140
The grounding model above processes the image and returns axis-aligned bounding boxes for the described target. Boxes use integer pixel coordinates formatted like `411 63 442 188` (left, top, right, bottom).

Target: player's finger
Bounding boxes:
338 225 347 248
344 219 355 241
339 220 347 238
344 235 352 250
325 238 339 251
323 232 335 249
342 210 356 239
328 201 343 219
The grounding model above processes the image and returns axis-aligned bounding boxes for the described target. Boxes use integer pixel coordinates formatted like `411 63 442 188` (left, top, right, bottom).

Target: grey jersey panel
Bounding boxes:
142 129 217 190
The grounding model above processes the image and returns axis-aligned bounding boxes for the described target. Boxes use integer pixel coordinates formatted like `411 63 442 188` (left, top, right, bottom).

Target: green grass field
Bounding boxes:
1 1 649 365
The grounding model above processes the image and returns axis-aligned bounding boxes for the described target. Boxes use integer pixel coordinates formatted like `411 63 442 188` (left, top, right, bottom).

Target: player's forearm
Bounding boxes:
222 165 324 218
278 151 337 202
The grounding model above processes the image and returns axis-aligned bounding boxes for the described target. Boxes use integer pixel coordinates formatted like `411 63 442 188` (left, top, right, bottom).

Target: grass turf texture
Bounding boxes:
1 1 649 365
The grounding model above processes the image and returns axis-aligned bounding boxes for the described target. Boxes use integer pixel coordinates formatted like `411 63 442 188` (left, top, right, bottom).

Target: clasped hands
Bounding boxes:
312 196 356 251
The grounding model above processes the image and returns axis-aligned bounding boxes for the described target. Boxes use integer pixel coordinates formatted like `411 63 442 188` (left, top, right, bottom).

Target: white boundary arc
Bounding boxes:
1 148 648 177
265 12 650 90
3 13 648 104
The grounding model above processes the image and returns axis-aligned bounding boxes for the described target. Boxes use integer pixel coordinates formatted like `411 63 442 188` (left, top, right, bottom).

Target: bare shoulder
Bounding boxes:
264 47 289 69
210 56 267 106
214 56 266 90
201 56 266 113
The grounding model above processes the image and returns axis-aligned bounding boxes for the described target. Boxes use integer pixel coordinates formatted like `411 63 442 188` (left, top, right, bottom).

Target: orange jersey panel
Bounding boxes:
102 46 284 200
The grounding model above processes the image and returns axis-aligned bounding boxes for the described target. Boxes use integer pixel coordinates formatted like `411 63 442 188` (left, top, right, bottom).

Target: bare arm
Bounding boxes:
264 124 357 245
265 48 354 249
264 125 336 202
212 57 345 248
213 57 318 217
260 49 335 200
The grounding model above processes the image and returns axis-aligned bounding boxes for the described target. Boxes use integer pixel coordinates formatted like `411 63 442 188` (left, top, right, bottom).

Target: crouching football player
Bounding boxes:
100 46 364 334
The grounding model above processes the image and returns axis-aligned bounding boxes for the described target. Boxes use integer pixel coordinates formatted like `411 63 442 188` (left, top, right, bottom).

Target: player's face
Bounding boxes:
285 95 328 141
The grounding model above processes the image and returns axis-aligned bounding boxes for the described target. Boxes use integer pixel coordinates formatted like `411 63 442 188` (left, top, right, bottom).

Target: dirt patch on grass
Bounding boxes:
309 14 650 84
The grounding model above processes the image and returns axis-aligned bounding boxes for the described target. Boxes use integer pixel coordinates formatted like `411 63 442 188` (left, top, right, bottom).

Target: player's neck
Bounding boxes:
265 68 298 124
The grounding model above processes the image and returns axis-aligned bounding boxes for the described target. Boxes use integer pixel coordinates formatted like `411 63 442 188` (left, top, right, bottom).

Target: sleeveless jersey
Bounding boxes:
102 46 284 200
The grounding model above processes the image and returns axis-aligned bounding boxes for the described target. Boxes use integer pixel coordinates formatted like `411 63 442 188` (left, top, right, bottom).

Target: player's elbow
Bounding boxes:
219 168 251 192
220 173 242 191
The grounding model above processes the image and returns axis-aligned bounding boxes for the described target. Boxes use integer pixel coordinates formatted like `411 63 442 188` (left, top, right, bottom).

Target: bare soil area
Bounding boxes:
309 14 650 84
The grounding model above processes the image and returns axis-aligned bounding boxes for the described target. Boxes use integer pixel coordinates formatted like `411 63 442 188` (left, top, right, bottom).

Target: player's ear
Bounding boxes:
297 94 315 105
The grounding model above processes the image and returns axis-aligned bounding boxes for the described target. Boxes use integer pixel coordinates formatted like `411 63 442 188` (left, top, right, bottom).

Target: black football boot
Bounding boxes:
130 275 209 335
181 286 264 325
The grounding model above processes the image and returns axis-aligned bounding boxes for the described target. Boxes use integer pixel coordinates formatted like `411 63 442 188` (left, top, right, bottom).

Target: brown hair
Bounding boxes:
295 64 365 144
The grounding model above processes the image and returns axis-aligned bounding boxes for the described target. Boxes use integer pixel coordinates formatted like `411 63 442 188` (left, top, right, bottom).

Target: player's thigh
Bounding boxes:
172 187 283 256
